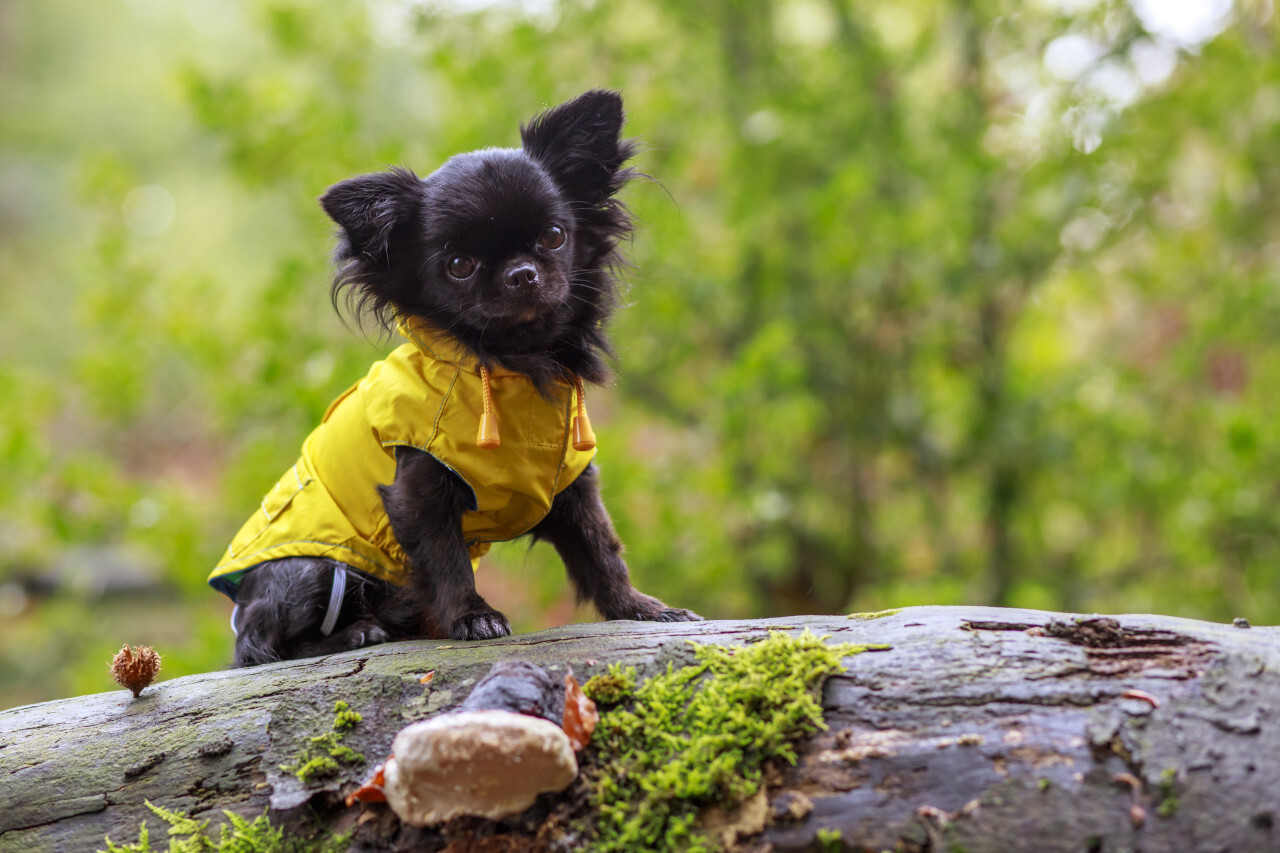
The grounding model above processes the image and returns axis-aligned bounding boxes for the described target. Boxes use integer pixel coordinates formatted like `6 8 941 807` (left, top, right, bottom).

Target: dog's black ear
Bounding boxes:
319 167 423 268
521 90 634 202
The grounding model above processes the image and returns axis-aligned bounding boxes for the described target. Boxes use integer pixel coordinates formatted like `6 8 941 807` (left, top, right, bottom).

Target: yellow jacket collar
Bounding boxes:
395 315 595 452
396 317 523 378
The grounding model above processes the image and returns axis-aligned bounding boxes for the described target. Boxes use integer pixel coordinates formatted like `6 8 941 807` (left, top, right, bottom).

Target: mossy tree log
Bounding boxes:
2 606 1278 852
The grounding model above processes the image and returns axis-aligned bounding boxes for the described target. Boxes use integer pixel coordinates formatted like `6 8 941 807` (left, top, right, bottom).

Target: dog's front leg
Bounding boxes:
380 447 511 641
533 463 702 623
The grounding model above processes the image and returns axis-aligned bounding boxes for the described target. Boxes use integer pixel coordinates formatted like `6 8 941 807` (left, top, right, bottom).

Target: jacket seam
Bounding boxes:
214 539 395 577
430 367 460 449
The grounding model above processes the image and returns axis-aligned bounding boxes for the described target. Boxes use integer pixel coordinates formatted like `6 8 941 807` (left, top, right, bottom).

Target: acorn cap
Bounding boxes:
382 709 578 825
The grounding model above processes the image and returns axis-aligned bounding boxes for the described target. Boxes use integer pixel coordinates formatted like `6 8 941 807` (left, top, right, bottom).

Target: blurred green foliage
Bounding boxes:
2 0 1279 708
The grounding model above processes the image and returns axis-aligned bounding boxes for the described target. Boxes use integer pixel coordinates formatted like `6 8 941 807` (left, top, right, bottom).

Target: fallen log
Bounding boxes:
1 606 1276 852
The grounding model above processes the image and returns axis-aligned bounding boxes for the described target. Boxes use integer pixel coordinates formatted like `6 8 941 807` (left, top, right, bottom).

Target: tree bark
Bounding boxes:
1 606 1276 852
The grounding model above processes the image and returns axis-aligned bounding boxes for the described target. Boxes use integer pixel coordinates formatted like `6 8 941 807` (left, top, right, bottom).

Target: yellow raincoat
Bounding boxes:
208 319 596 600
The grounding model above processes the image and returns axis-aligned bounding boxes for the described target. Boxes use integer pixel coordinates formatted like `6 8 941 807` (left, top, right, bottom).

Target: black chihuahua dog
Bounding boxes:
209 90 701 667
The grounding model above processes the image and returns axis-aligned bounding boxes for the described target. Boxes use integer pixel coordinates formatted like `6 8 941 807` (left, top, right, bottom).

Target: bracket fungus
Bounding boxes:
383 709 578 824
348 660 596 825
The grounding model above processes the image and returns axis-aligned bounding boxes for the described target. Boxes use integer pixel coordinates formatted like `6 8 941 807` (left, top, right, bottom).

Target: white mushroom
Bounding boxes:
382 709 578 825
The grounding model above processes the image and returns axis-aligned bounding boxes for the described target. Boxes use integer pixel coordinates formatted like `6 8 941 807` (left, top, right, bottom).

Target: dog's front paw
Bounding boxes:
450 607 512 641
605 592 703 623
654 607 703 622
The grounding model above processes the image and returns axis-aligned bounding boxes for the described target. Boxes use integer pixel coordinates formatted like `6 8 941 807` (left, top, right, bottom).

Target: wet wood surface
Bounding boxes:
2 606 1276 852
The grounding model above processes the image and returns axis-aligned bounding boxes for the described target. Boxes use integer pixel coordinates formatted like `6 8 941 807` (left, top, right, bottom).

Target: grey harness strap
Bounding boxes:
229 564 347 638
320 564 347 636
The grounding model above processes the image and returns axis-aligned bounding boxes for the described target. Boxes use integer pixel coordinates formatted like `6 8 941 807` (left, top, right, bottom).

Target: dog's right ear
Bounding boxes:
319 167 423 268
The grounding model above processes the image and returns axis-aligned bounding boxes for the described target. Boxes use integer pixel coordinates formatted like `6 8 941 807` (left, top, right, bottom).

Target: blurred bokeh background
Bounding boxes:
2 0 1278 709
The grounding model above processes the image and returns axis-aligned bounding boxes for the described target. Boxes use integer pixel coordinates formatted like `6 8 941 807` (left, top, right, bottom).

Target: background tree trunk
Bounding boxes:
2 606 1277 852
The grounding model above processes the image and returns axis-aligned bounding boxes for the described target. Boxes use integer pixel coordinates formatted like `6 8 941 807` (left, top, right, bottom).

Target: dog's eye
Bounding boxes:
537 225 566 251
447 255 477 279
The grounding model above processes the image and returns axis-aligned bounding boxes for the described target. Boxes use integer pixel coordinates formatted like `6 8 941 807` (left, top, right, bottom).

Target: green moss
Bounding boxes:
332 700 362 731
583 665 637 705
1156 767 1179 817
328 744 362 763
99 801 350 852
847 608 902 621
816 827 845 851
280 700 366 782
293 756 341 781
1037 778 1051 792
583 630 878 852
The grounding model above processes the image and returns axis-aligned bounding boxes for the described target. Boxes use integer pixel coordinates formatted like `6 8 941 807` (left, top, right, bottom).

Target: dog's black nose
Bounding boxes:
504 263 538 289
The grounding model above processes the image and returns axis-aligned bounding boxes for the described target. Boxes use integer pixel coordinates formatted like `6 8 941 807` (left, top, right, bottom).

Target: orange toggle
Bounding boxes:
572 376 596 451
477 365 501 449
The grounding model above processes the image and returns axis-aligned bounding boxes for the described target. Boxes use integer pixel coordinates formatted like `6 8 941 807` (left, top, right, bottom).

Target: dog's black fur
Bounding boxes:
231 90 701 667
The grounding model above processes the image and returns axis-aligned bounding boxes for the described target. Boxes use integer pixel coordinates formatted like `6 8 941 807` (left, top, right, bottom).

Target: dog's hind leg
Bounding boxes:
231 558 393 666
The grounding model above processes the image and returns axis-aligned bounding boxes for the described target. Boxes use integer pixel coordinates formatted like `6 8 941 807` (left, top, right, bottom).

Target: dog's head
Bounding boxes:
320 90 636 387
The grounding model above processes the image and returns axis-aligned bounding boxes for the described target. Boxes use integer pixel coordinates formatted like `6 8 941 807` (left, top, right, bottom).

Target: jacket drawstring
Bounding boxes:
476 366 595 452
477 365 501 449
572 376 596 451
